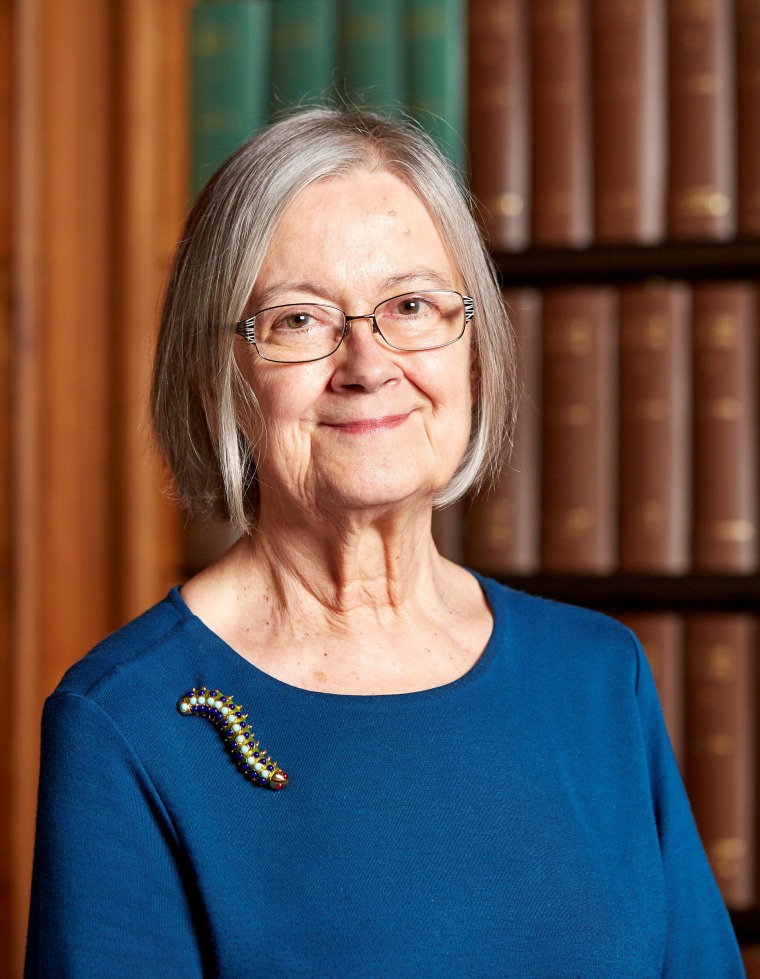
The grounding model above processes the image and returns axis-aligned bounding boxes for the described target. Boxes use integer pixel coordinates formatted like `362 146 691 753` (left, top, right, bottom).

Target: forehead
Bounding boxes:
257 171 460 296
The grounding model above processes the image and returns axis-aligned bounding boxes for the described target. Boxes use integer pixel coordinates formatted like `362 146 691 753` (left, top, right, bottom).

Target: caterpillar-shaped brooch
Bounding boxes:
178 686 288 790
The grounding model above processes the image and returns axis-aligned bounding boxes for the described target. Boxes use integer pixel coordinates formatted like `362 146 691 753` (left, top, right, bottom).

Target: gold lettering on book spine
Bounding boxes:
470 501 515 550
559 507 594 540
471 1 517 34
545 320 592 356
695 315 739 348
273 19 318 49
673 187 731 218
677 73 721 97
709 520 756 543
709 838 748 883
636 501 667 535
698 398 743 421
484 192 525 216
626 398 669 422
670 0 716 21
533 0 577 33
695 643 738 681
621 317 670 351
596 0 638 22
343 12 386 44
547 404 592 427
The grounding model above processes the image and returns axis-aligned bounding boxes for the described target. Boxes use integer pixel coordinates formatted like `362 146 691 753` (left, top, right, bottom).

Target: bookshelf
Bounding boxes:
497 573 760 614
489 241 760 611
486 247 760 952
484 237 760 949
495 240 760 286
468 0 760 955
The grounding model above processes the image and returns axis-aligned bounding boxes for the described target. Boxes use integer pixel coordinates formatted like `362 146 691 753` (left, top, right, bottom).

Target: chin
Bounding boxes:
316 463 456 516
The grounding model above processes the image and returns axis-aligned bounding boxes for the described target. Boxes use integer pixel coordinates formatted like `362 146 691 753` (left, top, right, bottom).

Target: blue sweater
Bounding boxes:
25 576 743 977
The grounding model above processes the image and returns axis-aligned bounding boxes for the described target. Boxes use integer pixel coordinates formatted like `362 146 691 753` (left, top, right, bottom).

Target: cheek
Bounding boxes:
245 363 329 457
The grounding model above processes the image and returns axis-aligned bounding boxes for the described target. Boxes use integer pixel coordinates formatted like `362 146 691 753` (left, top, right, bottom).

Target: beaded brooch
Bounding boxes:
178 686 288 790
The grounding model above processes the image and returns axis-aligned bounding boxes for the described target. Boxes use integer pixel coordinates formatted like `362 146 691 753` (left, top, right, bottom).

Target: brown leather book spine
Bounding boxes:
691 284 759 572
743 944 760 979
465 289 541 574
684 614 757 910
540 287 617 572
618 282 691 572
737 0 760 236
468 0 530 251
666 0 736 240
432 502 465 564
591 0 666 244
183 516 241 576
530 0 593 247
618 612 685 768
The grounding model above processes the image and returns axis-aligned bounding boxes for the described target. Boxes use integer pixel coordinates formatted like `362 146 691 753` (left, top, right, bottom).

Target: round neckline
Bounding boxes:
167 571 504 704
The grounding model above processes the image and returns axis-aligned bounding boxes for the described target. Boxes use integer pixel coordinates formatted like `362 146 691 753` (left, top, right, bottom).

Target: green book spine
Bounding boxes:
190 1 272 198
340 0 405 114
406 0 467 172
270 0 339 115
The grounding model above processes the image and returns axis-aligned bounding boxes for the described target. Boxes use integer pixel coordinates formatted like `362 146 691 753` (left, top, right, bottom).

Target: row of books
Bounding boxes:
470 0 760 250
462 281 759 576
615 611 758 913
190 0 466 196
191 0 760 250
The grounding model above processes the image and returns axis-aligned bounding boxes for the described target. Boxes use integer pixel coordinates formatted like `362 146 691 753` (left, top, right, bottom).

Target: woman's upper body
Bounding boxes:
25 576 744 978
26 107 744 976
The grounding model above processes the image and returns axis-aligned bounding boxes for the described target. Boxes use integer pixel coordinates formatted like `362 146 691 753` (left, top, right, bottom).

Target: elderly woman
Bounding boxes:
26 109 741 977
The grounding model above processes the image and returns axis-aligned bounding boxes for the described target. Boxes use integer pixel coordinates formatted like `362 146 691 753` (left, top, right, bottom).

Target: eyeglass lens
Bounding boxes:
252 291 467 363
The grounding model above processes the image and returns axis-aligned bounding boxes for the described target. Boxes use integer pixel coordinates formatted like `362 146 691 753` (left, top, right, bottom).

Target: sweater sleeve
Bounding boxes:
25 693 208 978
630 633 745 978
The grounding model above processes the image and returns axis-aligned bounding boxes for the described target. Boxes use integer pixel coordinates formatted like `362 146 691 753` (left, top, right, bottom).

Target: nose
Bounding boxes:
329 314 401 392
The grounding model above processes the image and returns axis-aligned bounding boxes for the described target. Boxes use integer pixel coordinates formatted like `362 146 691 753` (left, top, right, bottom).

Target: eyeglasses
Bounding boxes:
234 290 475 364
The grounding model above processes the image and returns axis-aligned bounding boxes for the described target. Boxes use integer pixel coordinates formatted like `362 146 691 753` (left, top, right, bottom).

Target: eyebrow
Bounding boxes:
252 268 456 310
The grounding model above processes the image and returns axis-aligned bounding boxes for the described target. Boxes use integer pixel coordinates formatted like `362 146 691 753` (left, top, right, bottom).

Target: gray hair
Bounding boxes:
151 107 517 530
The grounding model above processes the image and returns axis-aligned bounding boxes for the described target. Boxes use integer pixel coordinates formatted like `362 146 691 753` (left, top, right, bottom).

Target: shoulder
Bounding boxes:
476 573 643 686
51 588 195 704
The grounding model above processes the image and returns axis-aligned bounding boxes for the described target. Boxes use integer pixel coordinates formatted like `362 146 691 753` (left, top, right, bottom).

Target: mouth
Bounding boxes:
325 413 410 435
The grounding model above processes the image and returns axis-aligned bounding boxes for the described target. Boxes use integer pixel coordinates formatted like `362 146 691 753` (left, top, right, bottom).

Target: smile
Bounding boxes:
325 413 410 434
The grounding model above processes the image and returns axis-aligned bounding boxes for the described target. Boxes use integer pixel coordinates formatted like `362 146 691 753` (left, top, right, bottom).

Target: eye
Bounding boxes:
279 312 312 331
393 295 434 317
268 307 335 333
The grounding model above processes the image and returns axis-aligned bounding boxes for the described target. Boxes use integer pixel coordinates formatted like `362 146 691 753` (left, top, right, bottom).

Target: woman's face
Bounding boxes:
237 171 474 520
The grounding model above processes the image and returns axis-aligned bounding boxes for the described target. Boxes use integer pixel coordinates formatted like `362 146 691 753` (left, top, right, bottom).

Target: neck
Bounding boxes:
239 497 444 623
181 496 489 696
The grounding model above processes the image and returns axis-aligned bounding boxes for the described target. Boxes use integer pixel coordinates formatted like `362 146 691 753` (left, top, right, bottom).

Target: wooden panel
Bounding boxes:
0 0 13 960
8 1 187 973
10 0 45 971
11 4 114 975
38 0 114 684
112 0 183 622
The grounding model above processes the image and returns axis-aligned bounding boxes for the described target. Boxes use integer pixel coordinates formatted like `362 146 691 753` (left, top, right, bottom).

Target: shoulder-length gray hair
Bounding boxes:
151 107 516 530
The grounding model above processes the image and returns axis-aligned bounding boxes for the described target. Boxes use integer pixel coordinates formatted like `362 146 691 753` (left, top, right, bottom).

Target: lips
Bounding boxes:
324 413 410 434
